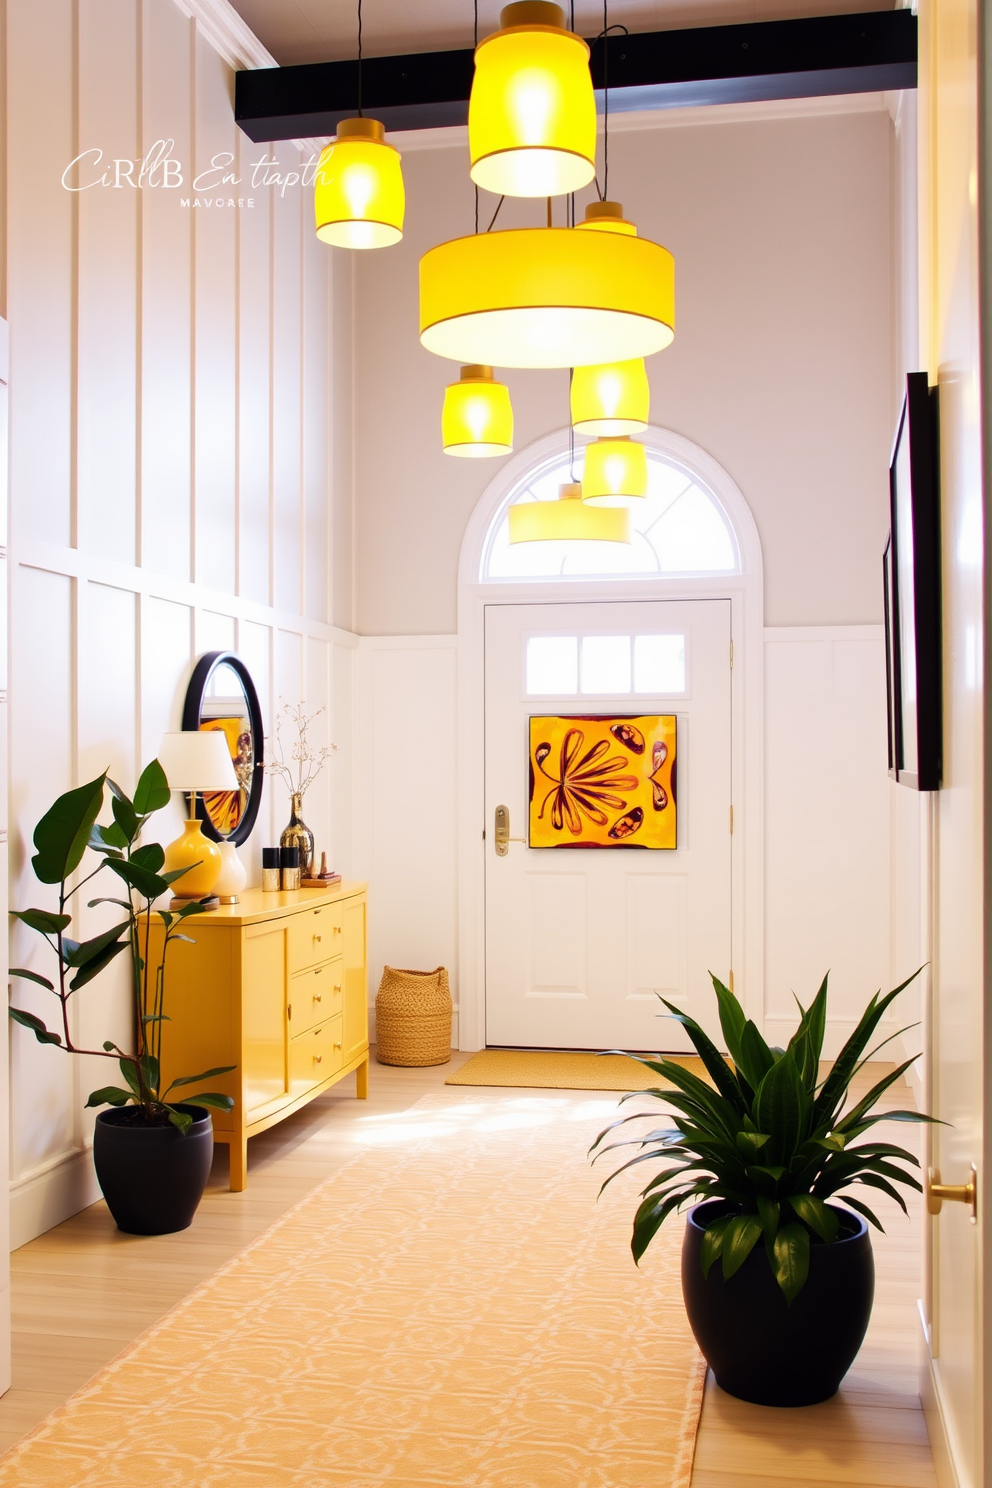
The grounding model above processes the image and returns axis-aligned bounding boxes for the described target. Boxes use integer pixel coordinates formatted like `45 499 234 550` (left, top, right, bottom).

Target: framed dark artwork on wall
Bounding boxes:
886 372 941 790
182 651 265 844
528 714 677 848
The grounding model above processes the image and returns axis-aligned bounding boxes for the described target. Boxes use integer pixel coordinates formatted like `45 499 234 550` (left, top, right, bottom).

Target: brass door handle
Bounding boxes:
928 1165 978 1222
494 805 526 856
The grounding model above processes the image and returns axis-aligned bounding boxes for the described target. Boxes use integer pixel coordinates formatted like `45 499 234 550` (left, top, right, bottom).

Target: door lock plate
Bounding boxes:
494 804 510 856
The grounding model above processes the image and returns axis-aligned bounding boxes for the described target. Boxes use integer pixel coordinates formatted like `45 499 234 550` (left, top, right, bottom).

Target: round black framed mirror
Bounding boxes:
181 651 264 846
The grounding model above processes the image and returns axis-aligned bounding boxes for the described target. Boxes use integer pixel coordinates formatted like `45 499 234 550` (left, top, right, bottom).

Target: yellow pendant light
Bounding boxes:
442 365 514 457
509 482 630 542
571 357 649 435
581 435 648 503
469 2 596 199
420 222 674 369
314 117 405 249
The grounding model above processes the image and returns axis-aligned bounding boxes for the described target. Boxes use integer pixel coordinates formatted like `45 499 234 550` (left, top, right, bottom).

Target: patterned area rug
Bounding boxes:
0 1091 705 1488
446 1049 712 1091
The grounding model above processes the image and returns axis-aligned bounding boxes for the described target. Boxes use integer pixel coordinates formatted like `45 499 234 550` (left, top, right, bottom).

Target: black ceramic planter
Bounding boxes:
93 1104 214 1236
682 1199 875 1406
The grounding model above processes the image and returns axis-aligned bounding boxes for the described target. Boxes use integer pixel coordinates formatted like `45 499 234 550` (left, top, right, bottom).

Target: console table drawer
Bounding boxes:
288 903 343 972
288 959 344 1034
290 1014 343 1097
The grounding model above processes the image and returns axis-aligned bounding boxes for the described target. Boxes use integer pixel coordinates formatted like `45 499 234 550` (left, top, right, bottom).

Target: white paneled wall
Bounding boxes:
763 626 896 1051
5 3 354 1248
357 627 893 1058
356 638 459 1042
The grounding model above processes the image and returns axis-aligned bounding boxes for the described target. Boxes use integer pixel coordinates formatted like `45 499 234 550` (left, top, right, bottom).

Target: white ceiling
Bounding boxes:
228 0 888 68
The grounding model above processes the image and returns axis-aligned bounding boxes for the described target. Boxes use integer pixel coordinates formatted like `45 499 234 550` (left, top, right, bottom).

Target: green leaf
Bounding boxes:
68 939 130 992
131 842 166 874
631 1187 695 1262
160 866 203 888
13 908 72 936
735 1130 770 1158
173 900 209 920
85 1086 132 1108
118 1058 141 1097
165 1065 236 1089
182 1091 233 1111
721 1213 763 1279
811 969 924 1129
756 1195 780 1241
753 1049 810 1165
140 1053 160 1097
661 1000 747 1114
63 921 130 969
104 857 170 901
87 897 133 911
165 1106 193 1136
700 1214 734 1278
834 1058 924 1134
772 1222 810 1303
89 821 128 852
710 973 746 1066
9 1007 63 1045
9 967 55 991
788 973 829 1089
786 1193 839 1243
840 1195 885 1232
737 1020 775 1091
31 773 107 884
111 792 140 845
133 758 171 816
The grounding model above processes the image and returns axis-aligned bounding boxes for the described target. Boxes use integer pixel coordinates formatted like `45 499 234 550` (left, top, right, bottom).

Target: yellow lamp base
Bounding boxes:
163 819 223 899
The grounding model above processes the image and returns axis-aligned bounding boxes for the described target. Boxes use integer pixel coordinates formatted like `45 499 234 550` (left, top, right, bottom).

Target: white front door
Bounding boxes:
484 599 732 1051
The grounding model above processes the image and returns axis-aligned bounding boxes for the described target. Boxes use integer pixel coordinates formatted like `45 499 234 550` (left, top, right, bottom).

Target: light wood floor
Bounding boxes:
0 1054 936 1487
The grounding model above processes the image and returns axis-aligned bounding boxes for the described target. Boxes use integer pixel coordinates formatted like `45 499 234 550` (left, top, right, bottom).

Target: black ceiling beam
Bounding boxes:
234 9 916 144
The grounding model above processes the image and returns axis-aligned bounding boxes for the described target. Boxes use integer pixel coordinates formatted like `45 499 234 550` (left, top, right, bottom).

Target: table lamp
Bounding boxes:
158 731 239 904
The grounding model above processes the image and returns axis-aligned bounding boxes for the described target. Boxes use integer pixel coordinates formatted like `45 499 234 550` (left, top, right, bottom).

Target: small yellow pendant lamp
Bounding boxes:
314 118 405 249
469 2 597 199
582 436 649 503
509 481 630 542
571 357 650 435
313 1 404 249
442 365 514 457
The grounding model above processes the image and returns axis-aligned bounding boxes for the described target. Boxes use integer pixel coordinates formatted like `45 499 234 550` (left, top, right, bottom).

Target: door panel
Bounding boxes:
485 599 732 1050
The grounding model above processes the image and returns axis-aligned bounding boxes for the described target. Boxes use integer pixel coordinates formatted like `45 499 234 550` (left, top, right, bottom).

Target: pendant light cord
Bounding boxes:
357 0 363 116
487 194 505 231
593 13 628 201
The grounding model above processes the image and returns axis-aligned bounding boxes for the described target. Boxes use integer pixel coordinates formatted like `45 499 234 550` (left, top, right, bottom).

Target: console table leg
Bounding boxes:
356 1057 369 1100
229 1137 248 1192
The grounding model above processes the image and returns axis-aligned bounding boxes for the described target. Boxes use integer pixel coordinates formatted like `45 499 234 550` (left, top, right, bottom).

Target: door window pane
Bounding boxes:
634 634 685 693
580 635 631 694
527 636 578 694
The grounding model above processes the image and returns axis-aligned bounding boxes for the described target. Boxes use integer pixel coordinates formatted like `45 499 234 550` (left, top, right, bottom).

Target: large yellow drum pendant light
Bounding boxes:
469 2 596 198
314 118 405 248
581 436 649 502
571 357 650 435
509 482 630 543
420 226 674 368
442 365 514 456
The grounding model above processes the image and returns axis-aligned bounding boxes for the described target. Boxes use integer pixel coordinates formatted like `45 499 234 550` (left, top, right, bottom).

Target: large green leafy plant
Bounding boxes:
591 971 936 1302
9 764 234 1134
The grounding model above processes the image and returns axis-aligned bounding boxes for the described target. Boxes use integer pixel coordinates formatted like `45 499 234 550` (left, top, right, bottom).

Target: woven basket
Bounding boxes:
375 965 452 1067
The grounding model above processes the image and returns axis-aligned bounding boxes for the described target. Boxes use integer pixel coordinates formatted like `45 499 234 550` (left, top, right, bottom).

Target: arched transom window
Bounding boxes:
482 440 741 582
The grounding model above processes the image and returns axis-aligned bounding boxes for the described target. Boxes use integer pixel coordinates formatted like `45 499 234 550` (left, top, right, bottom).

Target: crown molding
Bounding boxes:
170 0 327 155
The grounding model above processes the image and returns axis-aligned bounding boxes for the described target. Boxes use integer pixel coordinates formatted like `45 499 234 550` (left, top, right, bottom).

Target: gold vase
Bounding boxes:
280 793 314 880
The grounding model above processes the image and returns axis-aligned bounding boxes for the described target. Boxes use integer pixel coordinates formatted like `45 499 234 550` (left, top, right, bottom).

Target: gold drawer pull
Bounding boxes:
314 934 322 943
287 1005 292 1020
314 993 322 1003
314 1054 323 1065
334 984 342 994
333 1041 342 1050
333 925 342 936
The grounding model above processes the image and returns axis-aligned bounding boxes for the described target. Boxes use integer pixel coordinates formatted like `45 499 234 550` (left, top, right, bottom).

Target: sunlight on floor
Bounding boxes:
350 1094 621 1144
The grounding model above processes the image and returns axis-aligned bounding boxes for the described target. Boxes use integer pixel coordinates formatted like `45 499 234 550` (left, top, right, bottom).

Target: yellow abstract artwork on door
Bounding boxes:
528 714 677 849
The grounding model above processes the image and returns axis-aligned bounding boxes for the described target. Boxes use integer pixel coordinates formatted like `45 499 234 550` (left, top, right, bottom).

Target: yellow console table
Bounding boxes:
153 883 369 1190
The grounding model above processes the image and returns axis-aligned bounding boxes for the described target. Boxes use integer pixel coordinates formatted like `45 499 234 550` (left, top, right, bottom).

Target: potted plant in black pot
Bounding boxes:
591 971 936 1406
9 762 235 1235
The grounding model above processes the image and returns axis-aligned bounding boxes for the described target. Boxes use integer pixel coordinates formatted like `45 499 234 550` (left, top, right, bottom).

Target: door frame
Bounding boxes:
455 426 765 1051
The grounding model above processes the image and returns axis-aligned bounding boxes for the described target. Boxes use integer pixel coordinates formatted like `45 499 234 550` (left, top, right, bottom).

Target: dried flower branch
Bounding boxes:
264 701 337 800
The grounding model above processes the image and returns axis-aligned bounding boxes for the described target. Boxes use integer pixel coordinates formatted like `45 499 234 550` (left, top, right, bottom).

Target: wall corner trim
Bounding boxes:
170 0 277 72
9 1148 101 1253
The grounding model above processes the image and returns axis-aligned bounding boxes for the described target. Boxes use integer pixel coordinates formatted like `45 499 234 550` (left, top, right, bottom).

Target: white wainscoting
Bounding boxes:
6 3 353 1249
356 625 895 1062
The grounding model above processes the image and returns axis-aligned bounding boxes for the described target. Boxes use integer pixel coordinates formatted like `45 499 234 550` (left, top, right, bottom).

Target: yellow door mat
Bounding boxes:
446 1047 713 1090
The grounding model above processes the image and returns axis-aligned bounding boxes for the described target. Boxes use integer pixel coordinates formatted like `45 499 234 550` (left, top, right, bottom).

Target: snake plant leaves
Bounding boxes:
31 773 107 884
594 967 934 1301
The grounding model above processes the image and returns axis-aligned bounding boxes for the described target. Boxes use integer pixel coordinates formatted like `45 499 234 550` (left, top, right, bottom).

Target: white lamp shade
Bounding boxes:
158 731 239 792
